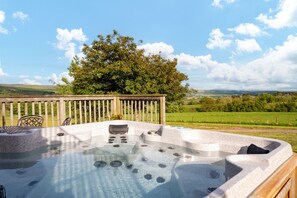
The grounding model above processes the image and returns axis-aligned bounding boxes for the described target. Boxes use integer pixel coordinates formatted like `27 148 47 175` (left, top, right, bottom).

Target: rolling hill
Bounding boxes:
0 84 57 96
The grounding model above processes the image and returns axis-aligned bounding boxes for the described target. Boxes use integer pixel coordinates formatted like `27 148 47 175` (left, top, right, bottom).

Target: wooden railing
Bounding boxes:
0 95 166 127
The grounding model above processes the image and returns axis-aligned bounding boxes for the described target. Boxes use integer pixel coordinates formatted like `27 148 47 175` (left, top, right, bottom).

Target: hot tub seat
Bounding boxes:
183 138 220 152
0 128 47 153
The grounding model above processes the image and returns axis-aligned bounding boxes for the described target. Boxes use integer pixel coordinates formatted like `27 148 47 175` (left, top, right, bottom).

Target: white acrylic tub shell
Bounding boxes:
0 120 293 198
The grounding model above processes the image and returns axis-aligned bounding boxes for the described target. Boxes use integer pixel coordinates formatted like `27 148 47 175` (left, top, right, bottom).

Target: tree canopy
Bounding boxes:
64 31 188 110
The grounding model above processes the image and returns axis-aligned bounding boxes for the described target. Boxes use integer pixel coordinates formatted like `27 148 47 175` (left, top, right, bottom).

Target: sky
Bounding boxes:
0 0 297 91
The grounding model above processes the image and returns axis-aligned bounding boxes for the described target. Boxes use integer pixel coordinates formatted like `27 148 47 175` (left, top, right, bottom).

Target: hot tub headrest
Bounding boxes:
109 124 129 134
247 144 269 154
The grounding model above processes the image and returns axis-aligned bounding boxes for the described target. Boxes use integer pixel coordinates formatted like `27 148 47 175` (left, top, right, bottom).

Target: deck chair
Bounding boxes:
17 115 44 127
61 117 71 126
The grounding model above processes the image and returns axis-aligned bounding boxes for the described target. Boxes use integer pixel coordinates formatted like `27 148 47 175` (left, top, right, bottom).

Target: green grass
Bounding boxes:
167 112 297 127
167 121 297 130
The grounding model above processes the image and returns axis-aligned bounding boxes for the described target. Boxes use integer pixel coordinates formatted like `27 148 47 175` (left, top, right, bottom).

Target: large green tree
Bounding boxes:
65 31 188 110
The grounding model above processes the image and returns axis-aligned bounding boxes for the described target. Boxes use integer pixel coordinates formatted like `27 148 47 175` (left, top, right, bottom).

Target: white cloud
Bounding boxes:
137 42 174 58
18 75 43 85
56 28 87 49
235 39 262 53
49 72 73 85
206 29 232 49
0 68 7 77
226 0 235 3
19 75 42 85
0 11 5 23
176 51 295 90
55 28 87 60
212 0 222 8
235 34 297 88
138 43 239 82
141 34 297 90
0 26 8 34
20 79 42 85
0 10 8 34
257 0 297 29
171 53 214 71
229 23 263 37
12 11 29 22
34 75 42 80
187 35 297 90
212 0 236 8
173 53 242 81
64 42 76 60
19 75 29 78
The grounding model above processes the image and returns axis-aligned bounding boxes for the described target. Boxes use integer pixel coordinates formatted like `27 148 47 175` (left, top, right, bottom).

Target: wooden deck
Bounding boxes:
250 154 297 198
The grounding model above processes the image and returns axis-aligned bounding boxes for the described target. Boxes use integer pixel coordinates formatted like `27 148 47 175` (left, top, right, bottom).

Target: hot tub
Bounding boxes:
0 120 295 198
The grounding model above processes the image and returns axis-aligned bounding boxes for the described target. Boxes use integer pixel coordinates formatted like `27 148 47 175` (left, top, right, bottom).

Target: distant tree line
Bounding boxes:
188 93 297 112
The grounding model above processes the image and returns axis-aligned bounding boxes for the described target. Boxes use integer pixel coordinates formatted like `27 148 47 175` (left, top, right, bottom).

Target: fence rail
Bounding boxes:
0 95 166 127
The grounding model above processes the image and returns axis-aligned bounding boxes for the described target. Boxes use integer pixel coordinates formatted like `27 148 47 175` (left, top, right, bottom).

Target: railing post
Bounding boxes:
1 103 5 127
10 102 13 126
159 96 166 125
116 96 121 115
112 96 121 115
59 98 65 125
112 96 116 115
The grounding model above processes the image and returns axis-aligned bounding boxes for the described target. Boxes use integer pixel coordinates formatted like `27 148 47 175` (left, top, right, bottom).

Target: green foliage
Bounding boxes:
166 101 185 113
56 77 73 95
64 30 188 112
183 104 201 112
186 99 200 105
198 97 217 112
111 114 124 120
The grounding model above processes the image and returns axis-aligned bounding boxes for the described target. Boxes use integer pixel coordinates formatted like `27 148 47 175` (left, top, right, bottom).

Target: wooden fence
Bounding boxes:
0 95 166 127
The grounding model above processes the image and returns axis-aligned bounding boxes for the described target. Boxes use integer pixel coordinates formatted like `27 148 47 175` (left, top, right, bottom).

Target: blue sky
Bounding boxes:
1 0 297 90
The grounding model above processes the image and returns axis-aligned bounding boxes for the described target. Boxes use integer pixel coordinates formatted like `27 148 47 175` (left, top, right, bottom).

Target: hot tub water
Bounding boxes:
0 135 228 198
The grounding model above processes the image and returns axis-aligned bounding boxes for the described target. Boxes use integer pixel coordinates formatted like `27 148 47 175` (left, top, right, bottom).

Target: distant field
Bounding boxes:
167 112 297 127
0 84 57 96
